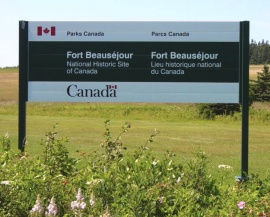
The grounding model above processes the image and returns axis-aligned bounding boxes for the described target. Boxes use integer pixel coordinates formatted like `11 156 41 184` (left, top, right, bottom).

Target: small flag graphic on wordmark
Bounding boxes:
109 85 117 89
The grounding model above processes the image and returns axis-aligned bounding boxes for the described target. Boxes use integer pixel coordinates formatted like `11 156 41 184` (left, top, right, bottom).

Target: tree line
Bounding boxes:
249 40 270 102
198 64 270 119
250 39 270 64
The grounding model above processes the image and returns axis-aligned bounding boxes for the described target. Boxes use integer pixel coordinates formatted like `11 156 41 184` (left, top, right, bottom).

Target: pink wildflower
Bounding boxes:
158 196 165 204
237 201 246 209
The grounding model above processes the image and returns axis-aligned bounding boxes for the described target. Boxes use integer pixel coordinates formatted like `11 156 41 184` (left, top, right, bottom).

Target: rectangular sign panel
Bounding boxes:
26 21 241 103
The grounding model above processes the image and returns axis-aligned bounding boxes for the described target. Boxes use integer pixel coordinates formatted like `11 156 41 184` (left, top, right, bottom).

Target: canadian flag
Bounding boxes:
37 26 56 36
108 85 117 89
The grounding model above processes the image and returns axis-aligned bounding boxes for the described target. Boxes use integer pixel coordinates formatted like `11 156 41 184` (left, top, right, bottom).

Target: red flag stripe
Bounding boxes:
51 26 56 36
37 26 42 36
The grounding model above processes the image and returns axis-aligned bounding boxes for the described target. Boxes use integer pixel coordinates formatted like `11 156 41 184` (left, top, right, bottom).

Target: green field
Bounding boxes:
0 66 269 181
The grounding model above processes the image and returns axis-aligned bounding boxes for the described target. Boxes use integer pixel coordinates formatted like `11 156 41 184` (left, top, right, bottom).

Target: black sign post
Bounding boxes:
18 21 28 151
240 21 250 180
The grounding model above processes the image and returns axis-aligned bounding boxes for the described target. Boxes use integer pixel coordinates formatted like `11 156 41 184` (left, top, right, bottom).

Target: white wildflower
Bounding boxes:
86 179 104 186
1 180 13 185
71 188 87 211
177 177 181 183
4 132 9 139
89 192 96 207
152 159 159 166
218 164 233 170
45 197 57 216
30 194 43 215
76 188 84 201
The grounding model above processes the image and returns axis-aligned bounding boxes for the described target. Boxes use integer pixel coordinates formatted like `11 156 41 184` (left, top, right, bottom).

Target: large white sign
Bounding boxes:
26 21 241 103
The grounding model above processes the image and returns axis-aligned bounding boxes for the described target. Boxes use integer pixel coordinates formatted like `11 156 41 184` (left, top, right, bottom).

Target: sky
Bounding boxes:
0 0 270 67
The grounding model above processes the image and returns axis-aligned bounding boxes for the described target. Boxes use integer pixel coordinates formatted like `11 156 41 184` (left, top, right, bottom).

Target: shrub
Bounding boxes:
0 122 270 216
197 103 241 119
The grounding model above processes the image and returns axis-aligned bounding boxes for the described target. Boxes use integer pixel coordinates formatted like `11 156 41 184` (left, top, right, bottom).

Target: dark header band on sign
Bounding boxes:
29 41 239 83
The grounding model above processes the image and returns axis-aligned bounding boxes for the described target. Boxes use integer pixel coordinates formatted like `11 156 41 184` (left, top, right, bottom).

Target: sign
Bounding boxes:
26 21 241 103
19 21 250 180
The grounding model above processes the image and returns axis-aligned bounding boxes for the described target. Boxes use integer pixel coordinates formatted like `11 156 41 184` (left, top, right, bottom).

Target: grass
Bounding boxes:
1 103 270 182
249 64 264 80
0 66 270 182
0 67 18 102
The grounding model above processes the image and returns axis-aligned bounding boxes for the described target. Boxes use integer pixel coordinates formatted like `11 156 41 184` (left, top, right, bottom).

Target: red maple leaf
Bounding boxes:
43 28 50 34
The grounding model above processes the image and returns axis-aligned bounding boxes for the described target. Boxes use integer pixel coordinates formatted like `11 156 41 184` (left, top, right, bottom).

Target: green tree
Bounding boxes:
262 40 270 63
249 39 259 64
249 39 270 64
250 64 270 102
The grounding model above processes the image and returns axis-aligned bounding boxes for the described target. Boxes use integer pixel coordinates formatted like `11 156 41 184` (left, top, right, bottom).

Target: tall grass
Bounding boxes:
1 101 270 123
1 102 270 183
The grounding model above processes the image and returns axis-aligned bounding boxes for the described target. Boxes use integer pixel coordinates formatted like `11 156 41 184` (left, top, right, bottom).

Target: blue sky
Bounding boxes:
1 0 269 67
